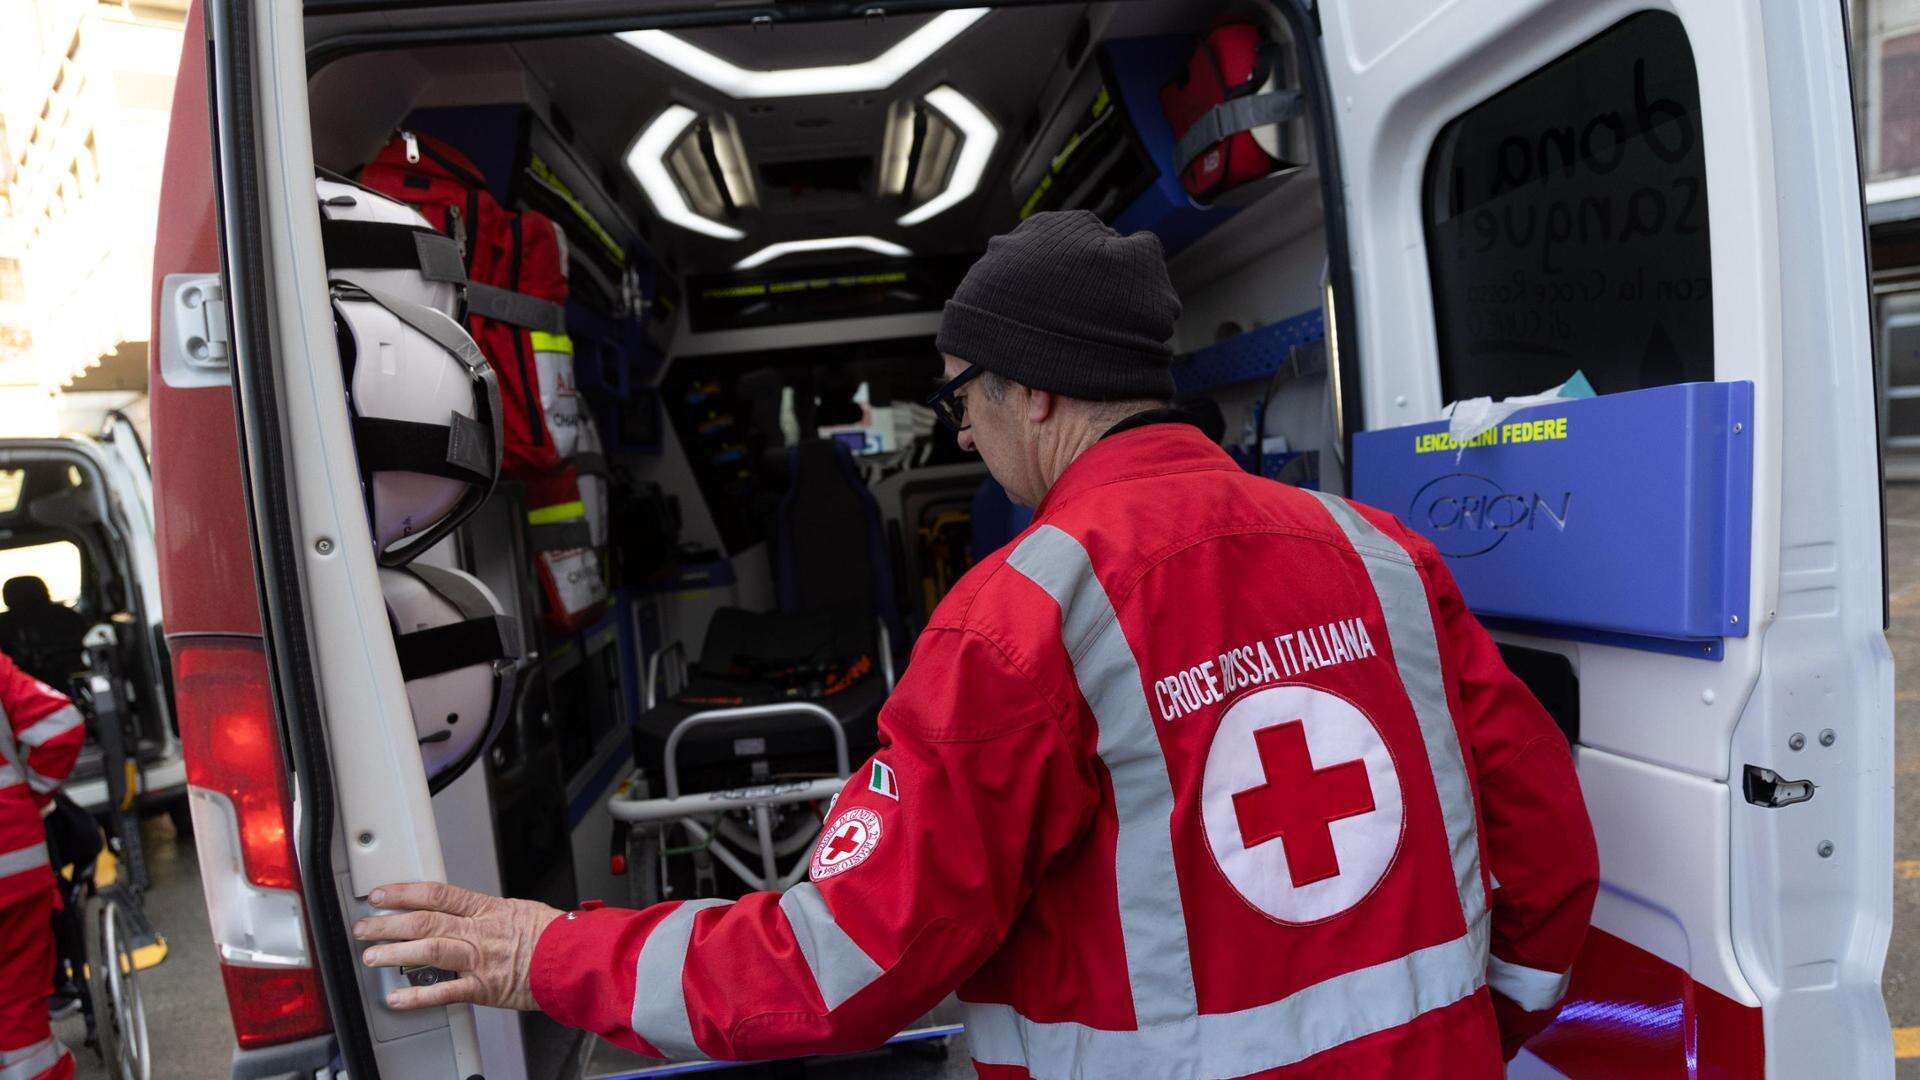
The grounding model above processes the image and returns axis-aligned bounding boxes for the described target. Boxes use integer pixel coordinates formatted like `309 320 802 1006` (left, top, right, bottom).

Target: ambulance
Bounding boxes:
147 0 1893 1076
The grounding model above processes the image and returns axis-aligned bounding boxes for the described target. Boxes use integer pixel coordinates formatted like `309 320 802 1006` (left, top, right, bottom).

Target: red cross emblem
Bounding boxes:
1232 720 1377 887
811 807 883 881
1202 684 1404 924
825 824 864 860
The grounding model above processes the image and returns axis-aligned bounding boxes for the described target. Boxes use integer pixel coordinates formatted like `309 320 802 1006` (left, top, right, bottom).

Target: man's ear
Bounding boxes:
1026 387 1056 424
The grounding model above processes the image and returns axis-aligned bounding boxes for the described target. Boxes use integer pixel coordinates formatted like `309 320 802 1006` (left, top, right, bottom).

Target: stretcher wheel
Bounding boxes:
84 892 152 1080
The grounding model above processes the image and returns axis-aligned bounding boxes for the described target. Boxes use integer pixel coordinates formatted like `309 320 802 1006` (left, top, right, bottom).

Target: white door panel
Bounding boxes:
1579 745 1748 1003
1320 0 1889 1073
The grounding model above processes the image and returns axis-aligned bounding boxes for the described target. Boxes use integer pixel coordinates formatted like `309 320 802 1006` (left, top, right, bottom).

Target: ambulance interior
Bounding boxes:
296 2 1609 1072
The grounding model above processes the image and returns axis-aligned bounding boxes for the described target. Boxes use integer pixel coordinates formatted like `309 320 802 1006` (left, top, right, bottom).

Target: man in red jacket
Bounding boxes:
359 211 1599 1077
0 650 84 1080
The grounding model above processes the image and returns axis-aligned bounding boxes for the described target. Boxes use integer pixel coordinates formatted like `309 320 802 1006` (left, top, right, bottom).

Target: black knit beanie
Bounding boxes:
936 211 1182 401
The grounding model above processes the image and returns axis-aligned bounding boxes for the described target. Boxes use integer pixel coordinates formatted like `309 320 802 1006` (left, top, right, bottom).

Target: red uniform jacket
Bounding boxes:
0 651 84 908
530 423 1599 1077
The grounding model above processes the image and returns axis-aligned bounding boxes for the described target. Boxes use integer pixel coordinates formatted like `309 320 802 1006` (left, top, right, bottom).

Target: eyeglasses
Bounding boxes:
925 363 985 432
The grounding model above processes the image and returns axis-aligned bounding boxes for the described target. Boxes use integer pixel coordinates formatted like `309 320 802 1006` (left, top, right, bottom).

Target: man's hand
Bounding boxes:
352 882 564 1011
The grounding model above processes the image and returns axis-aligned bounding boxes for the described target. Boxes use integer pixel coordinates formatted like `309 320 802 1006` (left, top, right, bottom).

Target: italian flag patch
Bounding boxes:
868 760 899 800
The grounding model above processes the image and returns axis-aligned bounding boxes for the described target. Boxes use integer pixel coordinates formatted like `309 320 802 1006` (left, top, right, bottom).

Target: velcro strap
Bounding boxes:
354 414 496 486
322 218 466 284
1173 90 1303 176
394 615 519 681
467 282 568 335
529 519 593 552
333 281 487 372
408 564 500 623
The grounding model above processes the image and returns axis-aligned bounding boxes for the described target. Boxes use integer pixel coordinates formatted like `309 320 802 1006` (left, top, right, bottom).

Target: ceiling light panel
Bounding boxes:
618 9 988 99
898 86 998 226
733 236 913 270
627 104 744 240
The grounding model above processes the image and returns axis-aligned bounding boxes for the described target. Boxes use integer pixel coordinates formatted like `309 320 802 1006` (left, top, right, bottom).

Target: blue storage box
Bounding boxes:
1351 381 1752 658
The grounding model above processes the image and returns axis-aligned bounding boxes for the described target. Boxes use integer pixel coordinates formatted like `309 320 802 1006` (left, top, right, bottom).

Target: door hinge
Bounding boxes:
1742 764 1816 808
159 272 231 388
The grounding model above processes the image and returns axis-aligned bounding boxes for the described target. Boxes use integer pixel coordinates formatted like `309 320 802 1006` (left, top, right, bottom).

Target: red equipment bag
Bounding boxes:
1159 23 1303 202
523 467 608 632
357 131 582 477
356 131 606 632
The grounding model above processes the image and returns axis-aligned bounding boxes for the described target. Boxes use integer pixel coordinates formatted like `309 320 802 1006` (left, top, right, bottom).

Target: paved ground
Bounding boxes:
1885 483 1920 1077
51 487 1920 1076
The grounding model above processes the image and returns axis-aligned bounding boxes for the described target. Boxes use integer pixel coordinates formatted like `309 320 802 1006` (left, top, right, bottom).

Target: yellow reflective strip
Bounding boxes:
527 500 586 526
530 331 573 355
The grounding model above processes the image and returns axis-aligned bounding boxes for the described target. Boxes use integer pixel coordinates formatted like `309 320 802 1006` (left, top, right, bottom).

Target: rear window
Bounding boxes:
1422 11 1711 401
0 541 83 610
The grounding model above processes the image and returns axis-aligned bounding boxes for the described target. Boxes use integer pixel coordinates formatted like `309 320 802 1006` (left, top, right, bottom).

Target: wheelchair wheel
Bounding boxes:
84 893 152 1080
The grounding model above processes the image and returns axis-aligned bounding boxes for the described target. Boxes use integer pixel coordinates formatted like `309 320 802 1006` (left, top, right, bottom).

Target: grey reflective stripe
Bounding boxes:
964 929 1486 1078
778 882 884 1010
1307 491 1488 939
23 767 58 795
17 705 81 748
0 699 21 774
630 898 731 1059
0 1035 65 1080
0 763 19 788
466 282 568 335
0 841 49 878
1005 525 1197 1028
1487 956 1572 1012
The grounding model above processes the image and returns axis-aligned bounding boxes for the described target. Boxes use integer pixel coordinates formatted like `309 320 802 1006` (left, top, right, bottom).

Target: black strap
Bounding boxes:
574 451 609 479
394 614 519 681
529 519 593 552
322 218 466 284
1173 90 1303 176
466 282 567 335
353 414 495 486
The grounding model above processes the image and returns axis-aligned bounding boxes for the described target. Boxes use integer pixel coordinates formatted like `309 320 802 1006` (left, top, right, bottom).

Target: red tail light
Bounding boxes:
174 637 331 1048
177 638 297 889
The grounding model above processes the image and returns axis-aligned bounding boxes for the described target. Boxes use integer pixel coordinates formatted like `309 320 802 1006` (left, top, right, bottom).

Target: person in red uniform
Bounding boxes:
0 649 84 1080
358 211 1600 1077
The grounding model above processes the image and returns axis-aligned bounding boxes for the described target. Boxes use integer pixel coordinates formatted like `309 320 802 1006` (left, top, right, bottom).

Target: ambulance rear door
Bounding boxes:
1313 0 1893 1074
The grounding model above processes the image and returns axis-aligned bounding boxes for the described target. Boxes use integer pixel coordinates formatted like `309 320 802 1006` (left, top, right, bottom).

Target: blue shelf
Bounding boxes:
1173 308 1326 395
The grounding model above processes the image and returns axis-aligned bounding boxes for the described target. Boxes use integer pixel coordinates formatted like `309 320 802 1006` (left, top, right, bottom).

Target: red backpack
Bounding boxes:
1160 24 1302 202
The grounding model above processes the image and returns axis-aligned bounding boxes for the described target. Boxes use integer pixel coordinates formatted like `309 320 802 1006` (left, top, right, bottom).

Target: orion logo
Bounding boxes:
1409 473 1572 558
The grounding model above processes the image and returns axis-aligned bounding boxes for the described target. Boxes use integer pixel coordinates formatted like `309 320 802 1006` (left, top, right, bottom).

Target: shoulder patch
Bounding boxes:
811 807 883 881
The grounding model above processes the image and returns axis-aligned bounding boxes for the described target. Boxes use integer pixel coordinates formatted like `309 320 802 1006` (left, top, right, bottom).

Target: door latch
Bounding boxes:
1743 765 1815 808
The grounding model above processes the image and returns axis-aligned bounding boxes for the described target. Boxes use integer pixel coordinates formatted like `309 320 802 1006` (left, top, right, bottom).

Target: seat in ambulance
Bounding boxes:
631 435 901 788
0 576 89 688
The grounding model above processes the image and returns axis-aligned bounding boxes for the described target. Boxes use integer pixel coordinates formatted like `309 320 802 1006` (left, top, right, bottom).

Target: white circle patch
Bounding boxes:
1201 684 1404 924
811 807 883 881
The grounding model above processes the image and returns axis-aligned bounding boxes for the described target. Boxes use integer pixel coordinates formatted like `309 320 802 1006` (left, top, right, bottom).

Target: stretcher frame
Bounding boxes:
611 621 895 892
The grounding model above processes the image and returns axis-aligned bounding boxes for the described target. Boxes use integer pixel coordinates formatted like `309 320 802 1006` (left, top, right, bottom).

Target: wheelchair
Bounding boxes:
46 625 163 1080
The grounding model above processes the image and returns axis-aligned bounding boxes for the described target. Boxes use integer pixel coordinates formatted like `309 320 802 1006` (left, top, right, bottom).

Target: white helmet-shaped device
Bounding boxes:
381 564 521 791
319 174 501 565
